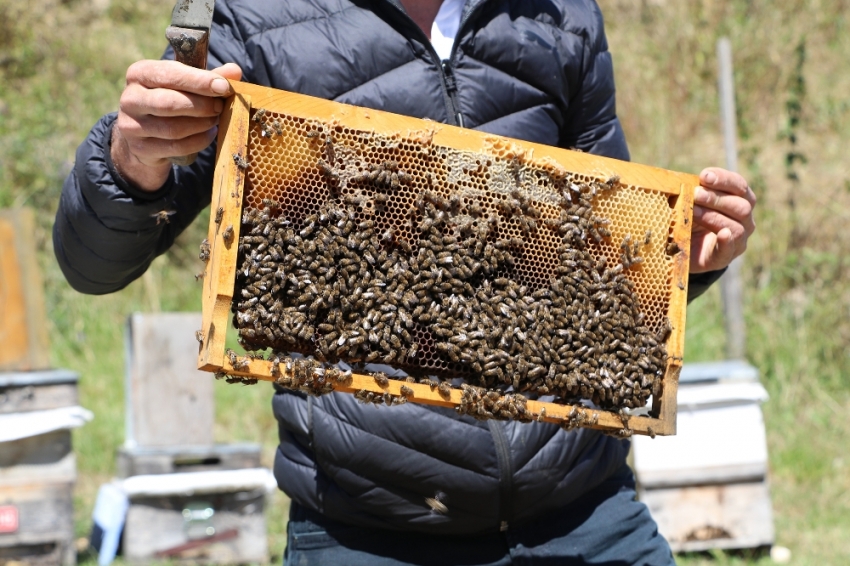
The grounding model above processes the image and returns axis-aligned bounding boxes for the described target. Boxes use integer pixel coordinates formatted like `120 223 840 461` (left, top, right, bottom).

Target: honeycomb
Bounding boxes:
230 108 680 410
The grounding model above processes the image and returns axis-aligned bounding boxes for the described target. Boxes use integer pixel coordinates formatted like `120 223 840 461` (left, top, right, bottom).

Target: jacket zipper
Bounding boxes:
451 4 513 531
441 60 464 128
488 420 513 531
439 0 490 128
382 0 491 128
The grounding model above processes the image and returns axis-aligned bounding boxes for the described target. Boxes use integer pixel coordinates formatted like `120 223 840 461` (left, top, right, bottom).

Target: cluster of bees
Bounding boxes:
225 135 669 416
252 108 283 139
456 383 534 422
219 353 357 394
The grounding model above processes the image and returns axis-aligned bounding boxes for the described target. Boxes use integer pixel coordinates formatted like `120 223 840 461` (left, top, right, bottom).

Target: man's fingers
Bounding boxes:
689 167 757 273
693 205 755 238
693 188 755 225
121 61 244 119
126 59 238 98
693 231 717 271
699 167 756 205
211 62 243 82
691 227 737 273
120 112 220 142
125 128 219 164
122 83 225 118
111 59 243 187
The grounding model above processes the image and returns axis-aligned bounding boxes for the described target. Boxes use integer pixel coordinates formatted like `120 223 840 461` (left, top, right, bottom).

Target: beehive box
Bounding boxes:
0 208 51 372
197 82 695 437
0 370 81 566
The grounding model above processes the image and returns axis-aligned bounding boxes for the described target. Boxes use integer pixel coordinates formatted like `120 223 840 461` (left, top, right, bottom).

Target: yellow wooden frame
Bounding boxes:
197 81 696 436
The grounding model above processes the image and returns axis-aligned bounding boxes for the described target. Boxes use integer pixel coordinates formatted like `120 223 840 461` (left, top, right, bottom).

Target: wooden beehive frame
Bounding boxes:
197 81 695 437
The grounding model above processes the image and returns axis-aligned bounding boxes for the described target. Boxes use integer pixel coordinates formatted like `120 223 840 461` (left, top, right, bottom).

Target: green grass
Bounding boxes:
2 0 850 564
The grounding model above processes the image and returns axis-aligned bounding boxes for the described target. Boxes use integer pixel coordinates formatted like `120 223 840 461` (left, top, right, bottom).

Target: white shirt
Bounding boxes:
430 0 464 61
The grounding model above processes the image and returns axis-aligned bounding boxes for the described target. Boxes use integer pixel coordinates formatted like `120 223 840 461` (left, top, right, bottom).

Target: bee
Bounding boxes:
323 138 336 164
317 159 337 179
151 209 177 225
425 491 448 515
214 207 224 224
437 381 452 399
234 356 251 370
373 372 390 388
400 385 414 399
666 241 681 256
337 369 353 384
222 225 235 245
199 239 211 262
195 330 204 343
232 153 249 170
407 342 419 359
536 406 547 422
656 319 672 343
252 108 267 123
269 356 282 378
605 174 620 188
194 271 205 281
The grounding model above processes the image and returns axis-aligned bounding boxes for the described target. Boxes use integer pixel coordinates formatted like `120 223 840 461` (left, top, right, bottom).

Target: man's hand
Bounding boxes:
689 167 756 273
111 60 243 192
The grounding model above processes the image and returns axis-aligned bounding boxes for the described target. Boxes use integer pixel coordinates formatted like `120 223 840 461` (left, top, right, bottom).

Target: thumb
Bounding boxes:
704 227 735 271
209 63 243 95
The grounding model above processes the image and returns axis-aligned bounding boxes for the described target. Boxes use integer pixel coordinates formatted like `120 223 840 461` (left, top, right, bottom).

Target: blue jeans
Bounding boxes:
283 465 674 565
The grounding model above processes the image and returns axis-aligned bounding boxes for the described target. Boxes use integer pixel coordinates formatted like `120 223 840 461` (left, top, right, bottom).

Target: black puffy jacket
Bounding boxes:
55 0 724 534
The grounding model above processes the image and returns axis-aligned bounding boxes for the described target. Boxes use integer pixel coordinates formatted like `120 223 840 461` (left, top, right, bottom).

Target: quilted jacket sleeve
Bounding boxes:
53 113 211 294
53 3 248 295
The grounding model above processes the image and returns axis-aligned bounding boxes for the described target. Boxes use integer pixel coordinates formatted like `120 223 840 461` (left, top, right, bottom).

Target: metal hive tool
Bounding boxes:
197 82 696 437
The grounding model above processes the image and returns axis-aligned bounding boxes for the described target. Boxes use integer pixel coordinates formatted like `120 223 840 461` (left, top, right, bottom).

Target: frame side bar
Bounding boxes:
199 92 251 371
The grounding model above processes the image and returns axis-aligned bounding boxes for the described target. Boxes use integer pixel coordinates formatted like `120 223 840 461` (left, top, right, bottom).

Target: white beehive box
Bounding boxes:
0 369 91 566
632 360 774 551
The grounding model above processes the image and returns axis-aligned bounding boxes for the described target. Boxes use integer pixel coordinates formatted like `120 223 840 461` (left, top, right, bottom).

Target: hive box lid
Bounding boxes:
119 467 277 498
0 368 79 388
679 360 759 384
0 406 93 443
